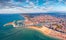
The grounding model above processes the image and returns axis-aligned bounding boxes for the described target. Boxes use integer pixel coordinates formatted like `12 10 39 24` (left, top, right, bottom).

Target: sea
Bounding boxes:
0 13 65 40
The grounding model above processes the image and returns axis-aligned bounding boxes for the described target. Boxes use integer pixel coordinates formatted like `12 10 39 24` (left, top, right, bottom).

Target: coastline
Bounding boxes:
27 26 66 40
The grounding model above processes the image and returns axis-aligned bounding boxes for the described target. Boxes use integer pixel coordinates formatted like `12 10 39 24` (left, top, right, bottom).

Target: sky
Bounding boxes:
0 0 66 14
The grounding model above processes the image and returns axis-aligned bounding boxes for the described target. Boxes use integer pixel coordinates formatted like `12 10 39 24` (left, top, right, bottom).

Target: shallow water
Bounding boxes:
0 27 59 40
0 14 61 40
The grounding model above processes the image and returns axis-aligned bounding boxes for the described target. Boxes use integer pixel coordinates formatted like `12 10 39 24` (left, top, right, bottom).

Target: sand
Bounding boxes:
27 26 66 40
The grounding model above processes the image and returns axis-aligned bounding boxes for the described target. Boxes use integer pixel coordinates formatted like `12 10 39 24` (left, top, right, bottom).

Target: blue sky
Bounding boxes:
0 0 66 13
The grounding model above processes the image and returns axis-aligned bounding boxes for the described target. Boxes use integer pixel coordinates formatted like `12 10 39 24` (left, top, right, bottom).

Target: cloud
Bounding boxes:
0 7 51 14
0 5 66 14
0 0 66 14
0 0 10 2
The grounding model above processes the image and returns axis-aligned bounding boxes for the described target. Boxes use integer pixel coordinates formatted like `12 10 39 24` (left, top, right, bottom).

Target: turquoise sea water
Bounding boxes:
0 14 60 40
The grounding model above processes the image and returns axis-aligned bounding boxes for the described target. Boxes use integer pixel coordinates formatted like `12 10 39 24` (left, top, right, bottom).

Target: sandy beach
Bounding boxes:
27 26 66 40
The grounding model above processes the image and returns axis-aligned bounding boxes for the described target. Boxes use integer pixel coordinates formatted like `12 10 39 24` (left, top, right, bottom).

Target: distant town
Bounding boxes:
3 14 66 40
22 14 66 34
4 14 66 34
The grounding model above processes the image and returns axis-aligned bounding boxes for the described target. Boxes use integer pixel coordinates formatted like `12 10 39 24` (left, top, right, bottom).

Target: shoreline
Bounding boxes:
27 26 66 40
